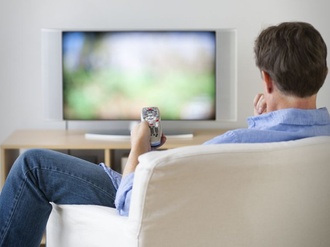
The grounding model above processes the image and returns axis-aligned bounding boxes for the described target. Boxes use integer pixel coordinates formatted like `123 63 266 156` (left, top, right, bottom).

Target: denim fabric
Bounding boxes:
0 149 116 247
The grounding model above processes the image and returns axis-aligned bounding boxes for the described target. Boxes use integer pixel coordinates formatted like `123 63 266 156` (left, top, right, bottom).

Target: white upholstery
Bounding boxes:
46 136 330 247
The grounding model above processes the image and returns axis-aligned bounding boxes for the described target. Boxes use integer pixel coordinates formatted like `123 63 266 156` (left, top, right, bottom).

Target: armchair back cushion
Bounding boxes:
47 136 330 247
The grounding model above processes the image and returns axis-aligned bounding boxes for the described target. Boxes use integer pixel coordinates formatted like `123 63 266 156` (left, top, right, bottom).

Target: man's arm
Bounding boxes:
115 121 166 216
122 121 151 177
123 121 167 177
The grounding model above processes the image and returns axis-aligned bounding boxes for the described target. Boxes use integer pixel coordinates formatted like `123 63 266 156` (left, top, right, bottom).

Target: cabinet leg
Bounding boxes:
104 149 111 167
1 148 20 188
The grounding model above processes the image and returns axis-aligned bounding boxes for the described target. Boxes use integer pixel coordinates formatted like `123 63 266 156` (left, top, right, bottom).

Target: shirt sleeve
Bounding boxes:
115 172 135 216
203 130 239 144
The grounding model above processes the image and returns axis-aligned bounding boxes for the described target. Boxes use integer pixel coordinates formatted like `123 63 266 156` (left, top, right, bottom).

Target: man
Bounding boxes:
1 22 329 247
117 21 330 215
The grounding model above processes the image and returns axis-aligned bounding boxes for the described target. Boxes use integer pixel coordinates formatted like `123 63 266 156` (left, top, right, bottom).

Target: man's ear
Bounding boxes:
261 71 274 94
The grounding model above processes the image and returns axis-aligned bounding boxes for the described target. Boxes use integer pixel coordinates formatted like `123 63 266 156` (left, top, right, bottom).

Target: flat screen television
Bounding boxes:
62 31 216 121
41 28 237 135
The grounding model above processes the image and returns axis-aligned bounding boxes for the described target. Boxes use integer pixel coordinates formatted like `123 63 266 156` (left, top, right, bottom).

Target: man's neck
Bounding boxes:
267 93 317 112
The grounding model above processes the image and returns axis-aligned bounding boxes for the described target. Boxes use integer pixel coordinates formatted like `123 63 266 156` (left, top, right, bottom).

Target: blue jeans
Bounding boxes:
0 149 117 247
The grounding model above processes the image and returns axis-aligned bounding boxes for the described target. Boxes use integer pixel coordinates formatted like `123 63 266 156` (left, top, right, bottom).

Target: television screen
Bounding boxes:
62 31 216 121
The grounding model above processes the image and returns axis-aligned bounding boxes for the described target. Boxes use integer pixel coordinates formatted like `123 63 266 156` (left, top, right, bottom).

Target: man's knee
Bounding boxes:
12 149 51 173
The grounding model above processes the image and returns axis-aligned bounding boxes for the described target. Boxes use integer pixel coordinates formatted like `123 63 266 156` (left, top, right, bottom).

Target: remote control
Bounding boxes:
141 107 162 147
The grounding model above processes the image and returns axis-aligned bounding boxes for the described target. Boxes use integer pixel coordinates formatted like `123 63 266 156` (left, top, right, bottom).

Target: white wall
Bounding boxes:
1 0 330 176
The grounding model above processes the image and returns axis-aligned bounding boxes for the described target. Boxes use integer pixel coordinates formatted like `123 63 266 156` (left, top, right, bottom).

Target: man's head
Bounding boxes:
254 22 328 98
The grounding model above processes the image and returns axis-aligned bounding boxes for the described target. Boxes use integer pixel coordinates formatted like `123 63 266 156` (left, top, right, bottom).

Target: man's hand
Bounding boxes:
130 121 152 154
122 121 166 177
253 93 267 115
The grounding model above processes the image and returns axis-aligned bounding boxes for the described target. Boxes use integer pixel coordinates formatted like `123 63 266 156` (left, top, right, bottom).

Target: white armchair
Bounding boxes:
46 136 330 247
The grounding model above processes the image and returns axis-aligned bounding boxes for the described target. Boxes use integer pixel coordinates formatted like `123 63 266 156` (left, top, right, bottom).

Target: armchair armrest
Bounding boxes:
47 203 134 247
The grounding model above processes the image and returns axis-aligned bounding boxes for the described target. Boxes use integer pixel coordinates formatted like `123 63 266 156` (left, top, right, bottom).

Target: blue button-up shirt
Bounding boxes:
102 107 330 216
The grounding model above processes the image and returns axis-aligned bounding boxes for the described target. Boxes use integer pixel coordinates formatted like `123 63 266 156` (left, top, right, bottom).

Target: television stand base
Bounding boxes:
84 129 194 141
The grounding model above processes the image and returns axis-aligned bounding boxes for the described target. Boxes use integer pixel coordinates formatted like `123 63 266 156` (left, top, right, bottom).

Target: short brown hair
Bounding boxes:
254 22 328 97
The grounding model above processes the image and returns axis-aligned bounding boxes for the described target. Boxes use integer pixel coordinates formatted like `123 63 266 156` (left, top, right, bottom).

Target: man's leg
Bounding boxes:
0 149 117 247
